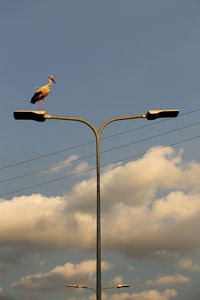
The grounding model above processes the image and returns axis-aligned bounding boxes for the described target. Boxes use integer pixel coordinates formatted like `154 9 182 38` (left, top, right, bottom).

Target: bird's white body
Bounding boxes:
35 77 52 98
31 75 56 110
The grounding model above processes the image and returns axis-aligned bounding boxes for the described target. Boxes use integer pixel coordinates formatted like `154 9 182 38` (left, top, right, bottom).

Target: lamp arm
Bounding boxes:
98 114 146 135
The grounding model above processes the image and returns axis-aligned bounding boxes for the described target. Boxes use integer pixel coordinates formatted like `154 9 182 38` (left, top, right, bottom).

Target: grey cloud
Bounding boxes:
76 288 177 300
0 289 15 300
0 246 27 267
0 296 14 300
146 273 190 286
0 147 200 260
11 260 112 292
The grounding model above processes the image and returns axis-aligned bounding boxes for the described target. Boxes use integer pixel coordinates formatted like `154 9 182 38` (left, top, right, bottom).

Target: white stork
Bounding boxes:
30 75 56 111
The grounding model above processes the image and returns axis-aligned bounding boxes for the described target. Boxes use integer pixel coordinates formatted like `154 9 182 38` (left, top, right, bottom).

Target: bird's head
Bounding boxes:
49 75 56 84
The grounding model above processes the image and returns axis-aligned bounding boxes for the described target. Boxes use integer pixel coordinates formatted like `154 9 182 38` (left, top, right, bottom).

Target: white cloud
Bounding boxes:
67 289 177 300
103 289 177 300
176 257 200 272
102 190 200 257
67 146 200 215
152 192 200 220
109 290 177 300
0 147 200 260
74 161 89 174
146 273 190 287
46 155 78 173
11 259 112 292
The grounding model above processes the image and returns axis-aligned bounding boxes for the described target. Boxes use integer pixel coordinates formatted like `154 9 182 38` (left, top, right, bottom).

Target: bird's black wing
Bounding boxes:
30 91 42 104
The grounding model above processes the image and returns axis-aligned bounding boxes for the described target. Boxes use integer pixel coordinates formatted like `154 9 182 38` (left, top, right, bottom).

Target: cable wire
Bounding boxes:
0 120 200 184
0 134 199 198
1 107 200 171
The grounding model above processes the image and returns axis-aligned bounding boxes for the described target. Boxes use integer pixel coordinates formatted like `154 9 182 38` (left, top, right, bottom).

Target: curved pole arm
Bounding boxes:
44 114 98 138
45 113 146 137
98 114 146 135
66 285 96 294
102 286 117 291
86 287 97 293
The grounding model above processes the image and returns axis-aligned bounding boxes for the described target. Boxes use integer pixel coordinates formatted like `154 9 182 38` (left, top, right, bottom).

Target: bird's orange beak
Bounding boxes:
51 77 56 84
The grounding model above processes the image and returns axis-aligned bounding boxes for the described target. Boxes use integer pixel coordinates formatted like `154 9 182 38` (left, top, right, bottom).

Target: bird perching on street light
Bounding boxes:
30 75 56 111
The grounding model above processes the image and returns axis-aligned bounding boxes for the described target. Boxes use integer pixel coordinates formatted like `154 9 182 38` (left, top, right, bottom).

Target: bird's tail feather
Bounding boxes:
31 91 42 104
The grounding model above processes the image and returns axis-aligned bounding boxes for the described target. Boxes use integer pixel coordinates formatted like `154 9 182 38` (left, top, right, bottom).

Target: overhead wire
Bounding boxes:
0 133 200 198
1 106 200 197
0 107 200 171
1 119 200 184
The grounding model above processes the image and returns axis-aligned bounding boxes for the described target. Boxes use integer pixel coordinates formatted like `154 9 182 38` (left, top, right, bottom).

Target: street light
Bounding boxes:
13 110 46 122
13 109 179 300
66 284 130 294
102 284 130 290
146 110 179 120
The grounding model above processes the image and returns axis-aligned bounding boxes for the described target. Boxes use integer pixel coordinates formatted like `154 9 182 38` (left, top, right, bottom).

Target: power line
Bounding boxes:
0 153 95 184
0 134 199 198
1 107 200 171
111 135 200 165
1 120 200 184
0 141 94 171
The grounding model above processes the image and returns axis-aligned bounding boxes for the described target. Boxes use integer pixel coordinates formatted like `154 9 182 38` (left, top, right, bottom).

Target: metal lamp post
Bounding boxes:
13 109 179 300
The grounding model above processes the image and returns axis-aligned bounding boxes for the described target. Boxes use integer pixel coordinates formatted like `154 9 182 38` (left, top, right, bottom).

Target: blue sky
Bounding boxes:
1 1 200 300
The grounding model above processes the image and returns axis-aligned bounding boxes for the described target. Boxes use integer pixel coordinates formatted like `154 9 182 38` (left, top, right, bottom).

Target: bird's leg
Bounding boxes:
42 97 45 111
38 99 40 111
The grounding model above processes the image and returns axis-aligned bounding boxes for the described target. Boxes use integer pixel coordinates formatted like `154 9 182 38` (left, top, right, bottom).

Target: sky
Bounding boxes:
0 0 200 299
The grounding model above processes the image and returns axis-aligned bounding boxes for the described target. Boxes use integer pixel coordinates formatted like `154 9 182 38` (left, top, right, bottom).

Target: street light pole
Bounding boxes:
13 109 179 300
44 113 146 300
96 132 101 300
